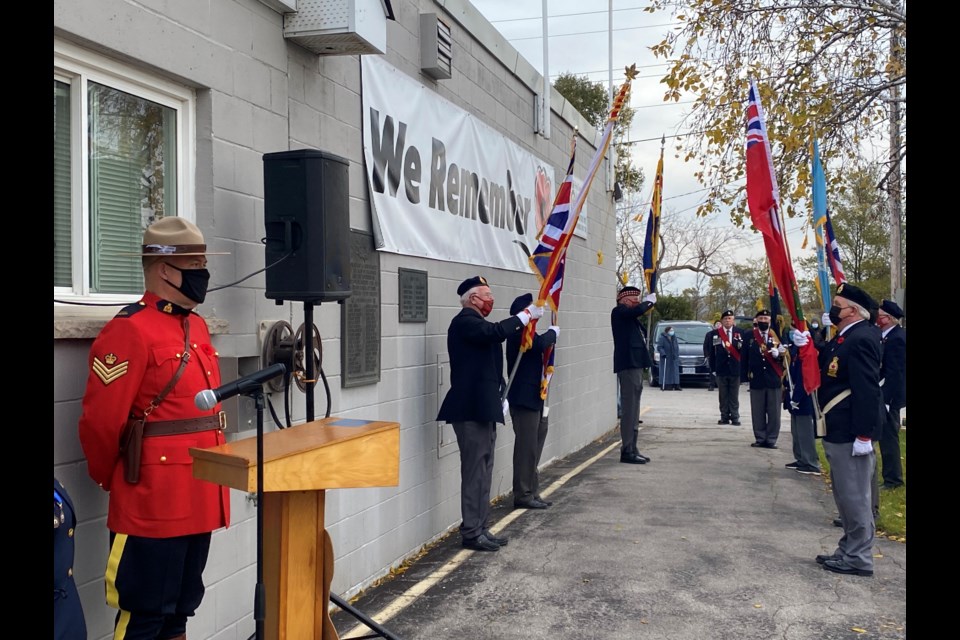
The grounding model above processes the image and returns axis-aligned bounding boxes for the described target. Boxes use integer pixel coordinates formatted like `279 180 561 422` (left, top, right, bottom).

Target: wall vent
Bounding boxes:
420 13 453 80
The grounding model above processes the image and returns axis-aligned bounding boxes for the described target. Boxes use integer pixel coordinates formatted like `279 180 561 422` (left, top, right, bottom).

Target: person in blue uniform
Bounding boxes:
656 325 681 390
505 293 559 509
55 477 87 640
437 276 544 552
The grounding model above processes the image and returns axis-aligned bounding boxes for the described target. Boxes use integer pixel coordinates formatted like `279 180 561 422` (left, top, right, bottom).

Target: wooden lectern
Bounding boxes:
190 417 400 640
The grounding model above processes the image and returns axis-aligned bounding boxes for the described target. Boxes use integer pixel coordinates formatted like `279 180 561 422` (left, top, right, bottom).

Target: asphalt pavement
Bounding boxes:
332 384 906 640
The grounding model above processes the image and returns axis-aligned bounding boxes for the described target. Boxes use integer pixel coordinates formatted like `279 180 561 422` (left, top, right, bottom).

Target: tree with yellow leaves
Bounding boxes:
645 0 906 227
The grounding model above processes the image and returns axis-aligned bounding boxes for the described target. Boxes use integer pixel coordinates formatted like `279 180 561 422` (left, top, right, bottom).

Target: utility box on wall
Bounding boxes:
283 0 388 55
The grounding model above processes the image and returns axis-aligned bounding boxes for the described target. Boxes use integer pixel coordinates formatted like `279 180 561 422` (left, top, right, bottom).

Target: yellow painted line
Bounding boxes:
339 410 649 638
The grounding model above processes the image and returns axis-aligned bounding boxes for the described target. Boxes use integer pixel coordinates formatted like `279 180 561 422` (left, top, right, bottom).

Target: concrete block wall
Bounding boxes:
54 1 620 637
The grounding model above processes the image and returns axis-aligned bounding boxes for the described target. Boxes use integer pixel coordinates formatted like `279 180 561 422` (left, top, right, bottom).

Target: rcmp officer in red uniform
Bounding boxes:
78 217 230 640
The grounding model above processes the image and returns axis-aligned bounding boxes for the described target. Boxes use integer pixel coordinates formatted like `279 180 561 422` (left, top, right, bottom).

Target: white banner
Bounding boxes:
361 56 556 272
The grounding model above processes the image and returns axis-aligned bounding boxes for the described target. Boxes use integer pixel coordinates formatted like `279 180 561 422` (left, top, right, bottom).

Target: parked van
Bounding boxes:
650 320 714 386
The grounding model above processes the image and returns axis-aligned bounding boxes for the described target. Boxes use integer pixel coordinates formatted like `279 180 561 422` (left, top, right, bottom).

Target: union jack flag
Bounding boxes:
823 211 846 285
528 141 577 315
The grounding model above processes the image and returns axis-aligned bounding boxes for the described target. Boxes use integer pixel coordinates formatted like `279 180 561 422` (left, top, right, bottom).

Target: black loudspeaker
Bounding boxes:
263 149 352 303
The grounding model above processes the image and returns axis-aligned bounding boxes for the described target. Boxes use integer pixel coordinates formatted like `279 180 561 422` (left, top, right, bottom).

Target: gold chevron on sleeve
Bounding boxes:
92 355 129 385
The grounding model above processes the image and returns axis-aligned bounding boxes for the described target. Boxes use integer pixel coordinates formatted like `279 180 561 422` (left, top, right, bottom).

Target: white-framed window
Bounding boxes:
54 39 195 301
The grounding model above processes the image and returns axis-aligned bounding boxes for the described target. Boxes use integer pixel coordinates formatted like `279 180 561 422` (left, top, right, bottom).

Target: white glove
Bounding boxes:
791 330 810 347
525 303 545 320
884 404 890 413
821 312 833 327
643 293 657 304
502 399 509 416
852 437 873 456
548 325 560 338
769 347 780 358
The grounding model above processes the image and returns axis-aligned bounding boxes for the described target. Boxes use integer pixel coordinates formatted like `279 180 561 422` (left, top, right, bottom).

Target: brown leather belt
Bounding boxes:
142 411 227 437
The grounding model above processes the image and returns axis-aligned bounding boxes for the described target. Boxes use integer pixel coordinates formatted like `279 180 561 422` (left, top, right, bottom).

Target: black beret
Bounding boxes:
617 286 642 302
510 293 533 315
880 299 904 319
755 309 771 318
457 275 488 296
835 282 877 311
721 309 735 318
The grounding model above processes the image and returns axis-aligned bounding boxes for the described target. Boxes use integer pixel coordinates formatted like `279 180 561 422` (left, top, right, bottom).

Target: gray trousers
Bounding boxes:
617 369 643 456
510 406 547 503
790 414 820 470
749 387 782 445
717 375 741 421
823 440 876 571
452 421 497 539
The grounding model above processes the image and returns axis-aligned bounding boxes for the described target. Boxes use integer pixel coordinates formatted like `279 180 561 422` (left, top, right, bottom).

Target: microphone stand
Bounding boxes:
249 385 267 640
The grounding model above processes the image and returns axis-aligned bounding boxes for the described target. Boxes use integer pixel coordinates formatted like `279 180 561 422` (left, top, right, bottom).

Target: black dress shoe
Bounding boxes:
482 531 509 546
514 499 549 509
731 420 742 426
822 558 873 576
832 518 843 528
761 443 778 449
881 482 903 490
619 453 648 464
750 442 764 447
816 554 839 565
634 452 651 462
462 534 500 552
637 419 644 424
535 496 553 507
717 419 730 425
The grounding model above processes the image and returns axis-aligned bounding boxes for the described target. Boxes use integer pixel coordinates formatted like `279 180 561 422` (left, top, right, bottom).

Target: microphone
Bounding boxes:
194 363 287 410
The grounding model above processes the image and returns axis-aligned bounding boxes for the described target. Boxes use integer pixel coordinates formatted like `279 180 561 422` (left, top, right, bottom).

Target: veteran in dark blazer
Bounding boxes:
798 282 883 577
54 477 87 640
744 309 785 449
704 309 746 425
876 299 906 489
438 276 544 552
506 293 559 510
611 286 657 464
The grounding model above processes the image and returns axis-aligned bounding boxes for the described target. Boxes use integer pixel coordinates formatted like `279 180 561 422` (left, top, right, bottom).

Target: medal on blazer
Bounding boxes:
827 356 840 378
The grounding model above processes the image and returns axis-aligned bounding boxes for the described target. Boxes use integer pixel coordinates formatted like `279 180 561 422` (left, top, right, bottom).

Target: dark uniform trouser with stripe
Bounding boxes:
107 531 211 640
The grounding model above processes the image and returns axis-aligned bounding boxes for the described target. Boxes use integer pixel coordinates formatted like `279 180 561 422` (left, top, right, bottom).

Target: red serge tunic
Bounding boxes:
78 292 230 538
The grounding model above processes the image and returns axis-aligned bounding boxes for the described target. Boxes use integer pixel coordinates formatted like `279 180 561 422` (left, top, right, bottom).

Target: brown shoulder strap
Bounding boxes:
142 317 192 419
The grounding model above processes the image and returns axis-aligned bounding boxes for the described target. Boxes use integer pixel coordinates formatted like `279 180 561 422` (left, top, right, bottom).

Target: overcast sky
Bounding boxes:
469 0 817 293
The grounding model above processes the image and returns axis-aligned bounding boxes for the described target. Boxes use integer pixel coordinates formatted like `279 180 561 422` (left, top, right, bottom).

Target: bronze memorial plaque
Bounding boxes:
398 268 428 323
341 231 381 388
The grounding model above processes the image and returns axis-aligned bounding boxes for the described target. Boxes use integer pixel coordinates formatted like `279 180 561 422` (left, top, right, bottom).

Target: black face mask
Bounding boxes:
828 305 843 326
756 321 770 332
165 264 210 303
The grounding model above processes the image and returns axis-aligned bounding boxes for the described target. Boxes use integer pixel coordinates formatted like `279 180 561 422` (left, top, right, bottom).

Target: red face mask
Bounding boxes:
477 298 494 317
